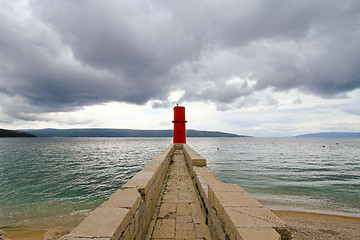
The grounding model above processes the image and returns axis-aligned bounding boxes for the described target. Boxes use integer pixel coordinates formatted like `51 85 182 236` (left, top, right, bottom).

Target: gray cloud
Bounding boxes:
1 0 360 121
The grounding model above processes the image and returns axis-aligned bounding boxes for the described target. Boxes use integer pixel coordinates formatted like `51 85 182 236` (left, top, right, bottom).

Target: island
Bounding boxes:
296 132 360 138
0 129 36 138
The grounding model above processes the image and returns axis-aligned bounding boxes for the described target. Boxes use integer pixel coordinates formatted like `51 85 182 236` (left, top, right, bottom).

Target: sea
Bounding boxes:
0 137 359 228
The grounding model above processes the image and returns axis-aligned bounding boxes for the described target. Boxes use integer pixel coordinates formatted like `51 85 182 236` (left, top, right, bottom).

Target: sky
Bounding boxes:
0 0 360 137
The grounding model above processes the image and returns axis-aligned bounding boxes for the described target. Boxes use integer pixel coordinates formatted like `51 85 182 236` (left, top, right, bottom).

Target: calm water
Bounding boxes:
187 137 360 217
0 137 359 228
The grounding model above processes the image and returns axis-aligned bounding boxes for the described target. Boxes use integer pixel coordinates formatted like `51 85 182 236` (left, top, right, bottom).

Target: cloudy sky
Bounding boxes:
1 0 359 137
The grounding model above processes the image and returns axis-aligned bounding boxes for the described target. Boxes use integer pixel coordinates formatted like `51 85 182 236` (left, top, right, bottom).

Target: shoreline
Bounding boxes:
1 210 359 240
272 210 360 239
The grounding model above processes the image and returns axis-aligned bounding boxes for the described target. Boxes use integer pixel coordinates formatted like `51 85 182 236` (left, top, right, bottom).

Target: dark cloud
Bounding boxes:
1 0 360 121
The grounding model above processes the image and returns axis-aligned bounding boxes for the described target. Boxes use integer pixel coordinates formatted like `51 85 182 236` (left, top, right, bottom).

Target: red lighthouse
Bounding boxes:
172 104 187 143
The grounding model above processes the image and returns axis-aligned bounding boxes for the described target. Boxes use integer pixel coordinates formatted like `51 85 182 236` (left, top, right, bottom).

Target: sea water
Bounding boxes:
0 137 359 228
187 137 360 217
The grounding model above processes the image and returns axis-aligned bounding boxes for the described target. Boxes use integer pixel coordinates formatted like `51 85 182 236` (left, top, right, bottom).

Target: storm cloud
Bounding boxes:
1 0 360 121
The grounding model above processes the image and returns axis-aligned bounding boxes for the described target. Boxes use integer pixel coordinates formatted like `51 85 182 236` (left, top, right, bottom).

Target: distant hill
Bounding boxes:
21 128 250 138
296 132 360 138
0 129 36 138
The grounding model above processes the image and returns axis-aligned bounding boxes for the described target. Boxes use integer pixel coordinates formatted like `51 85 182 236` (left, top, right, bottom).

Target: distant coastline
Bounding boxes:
296 132 360 138
0 129 36 138
17 128 251 138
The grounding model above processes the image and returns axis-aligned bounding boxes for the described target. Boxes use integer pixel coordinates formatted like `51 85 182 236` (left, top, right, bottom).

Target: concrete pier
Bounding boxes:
61 144 287 240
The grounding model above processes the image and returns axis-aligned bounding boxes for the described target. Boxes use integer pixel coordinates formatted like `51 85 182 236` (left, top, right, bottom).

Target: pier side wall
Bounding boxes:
183 144 286 240
61 144 175 240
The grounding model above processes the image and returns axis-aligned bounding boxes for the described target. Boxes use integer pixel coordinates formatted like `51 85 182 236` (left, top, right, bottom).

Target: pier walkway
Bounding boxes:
61 144 287 240
146 149 212 239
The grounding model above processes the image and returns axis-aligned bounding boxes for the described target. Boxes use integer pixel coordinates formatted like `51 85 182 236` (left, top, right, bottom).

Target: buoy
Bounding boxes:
323 145 325 147
217 148 219 150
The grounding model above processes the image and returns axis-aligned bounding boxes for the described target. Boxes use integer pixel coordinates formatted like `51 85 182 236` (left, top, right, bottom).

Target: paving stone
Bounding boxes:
176 203 191 215
178 191 195 200
162 194 177 203
175 230 197 239
158 203 177 219
176 215 194 231
152 219 175 239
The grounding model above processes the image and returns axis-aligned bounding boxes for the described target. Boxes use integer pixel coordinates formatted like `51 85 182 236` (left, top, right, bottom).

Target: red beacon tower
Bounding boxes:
172 103 187 143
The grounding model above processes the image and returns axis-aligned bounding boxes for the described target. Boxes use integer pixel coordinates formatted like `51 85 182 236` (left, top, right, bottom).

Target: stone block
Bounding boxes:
176 203 191 215
121 178 150 191
152 219 176 239
207 207 226 240
190 203 206 224
194 223 212 239
192 158 207 166
67 207 130 239
122 218 136 240
210 188 263 209
162 193 177 203
208 219 221 240
236 227 281 240
225 207 285 229
135 209 140 234
158 203 176 218
175 230 197 239
178 191 195 201
194 167 221 190
175 215 194 231
101 188 141 209
210 182 244 193
138 200 147 230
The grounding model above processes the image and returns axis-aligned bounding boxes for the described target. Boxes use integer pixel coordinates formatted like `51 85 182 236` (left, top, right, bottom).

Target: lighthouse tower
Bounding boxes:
172 104 187 143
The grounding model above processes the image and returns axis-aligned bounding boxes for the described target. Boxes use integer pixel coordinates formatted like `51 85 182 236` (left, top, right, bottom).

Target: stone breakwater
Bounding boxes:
60 144 289 240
